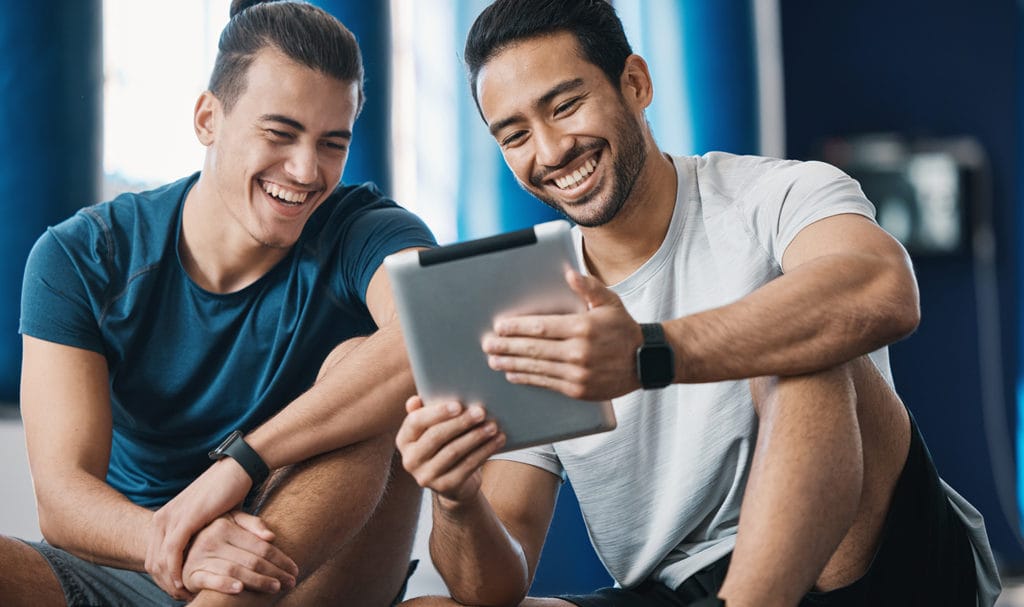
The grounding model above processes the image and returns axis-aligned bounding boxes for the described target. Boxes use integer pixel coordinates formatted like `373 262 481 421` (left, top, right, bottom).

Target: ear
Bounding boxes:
193 91 220 146
619 54 654 111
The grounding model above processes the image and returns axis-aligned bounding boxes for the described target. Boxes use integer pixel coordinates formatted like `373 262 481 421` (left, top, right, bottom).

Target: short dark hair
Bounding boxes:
464 0 633 111
209 0 365 113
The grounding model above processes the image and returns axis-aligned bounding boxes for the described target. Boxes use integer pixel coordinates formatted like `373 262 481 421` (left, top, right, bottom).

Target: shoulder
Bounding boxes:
49 174 195 251
37 174 196 284
304 181 434 242
692 152 854 198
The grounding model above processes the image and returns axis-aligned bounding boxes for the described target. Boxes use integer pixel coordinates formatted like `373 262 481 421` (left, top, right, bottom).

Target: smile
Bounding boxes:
260 179 311 205
553 157 598 191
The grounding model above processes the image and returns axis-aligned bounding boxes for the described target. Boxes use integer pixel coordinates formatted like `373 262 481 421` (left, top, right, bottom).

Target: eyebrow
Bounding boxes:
259 114 352 140
487 78 585 137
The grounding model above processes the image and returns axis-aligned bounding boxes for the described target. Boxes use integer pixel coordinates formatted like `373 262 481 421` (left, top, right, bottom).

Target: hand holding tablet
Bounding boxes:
385 220 617 452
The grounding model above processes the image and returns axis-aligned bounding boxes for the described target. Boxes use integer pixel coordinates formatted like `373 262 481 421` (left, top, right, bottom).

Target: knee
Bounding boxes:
316 335 369 382
748 360 859 420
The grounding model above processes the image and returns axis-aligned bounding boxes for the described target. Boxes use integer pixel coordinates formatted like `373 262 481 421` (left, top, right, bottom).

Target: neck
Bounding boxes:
179 174 290 294
579 149 678 286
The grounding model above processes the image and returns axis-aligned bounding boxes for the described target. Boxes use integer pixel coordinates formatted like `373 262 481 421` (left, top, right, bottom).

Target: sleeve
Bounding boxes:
490 443 565 481
20 229 105 354
334 186 438 303
740 160 877 266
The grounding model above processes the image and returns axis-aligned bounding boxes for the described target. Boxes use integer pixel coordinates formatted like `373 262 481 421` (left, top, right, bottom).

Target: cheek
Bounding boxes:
501 149 534 183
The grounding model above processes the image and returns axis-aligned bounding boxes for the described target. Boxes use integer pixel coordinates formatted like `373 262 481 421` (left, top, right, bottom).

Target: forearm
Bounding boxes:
669 252 919 383
35 470 152 570
431 491 531 606
247 322 414 469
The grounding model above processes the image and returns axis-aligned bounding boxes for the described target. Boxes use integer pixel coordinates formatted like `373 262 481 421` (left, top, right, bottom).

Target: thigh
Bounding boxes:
275 453 422 606
801 415 977 607
20 540 184 607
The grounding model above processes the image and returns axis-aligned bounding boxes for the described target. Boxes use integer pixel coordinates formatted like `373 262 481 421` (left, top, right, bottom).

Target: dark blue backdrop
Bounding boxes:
781 0 1024 568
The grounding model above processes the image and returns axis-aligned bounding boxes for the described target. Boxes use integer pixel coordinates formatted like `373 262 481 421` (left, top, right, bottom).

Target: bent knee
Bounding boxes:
748 358 862 419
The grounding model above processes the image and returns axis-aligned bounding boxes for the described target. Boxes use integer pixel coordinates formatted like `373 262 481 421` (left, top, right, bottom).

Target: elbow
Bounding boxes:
36 503 66 548
877 276 921 344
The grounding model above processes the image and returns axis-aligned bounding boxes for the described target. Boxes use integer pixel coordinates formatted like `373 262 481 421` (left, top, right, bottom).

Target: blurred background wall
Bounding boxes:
0 0 1021 596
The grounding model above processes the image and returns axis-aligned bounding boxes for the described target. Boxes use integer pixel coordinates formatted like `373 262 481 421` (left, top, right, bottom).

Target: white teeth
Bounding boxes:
554 158 597 190
261 181 309 204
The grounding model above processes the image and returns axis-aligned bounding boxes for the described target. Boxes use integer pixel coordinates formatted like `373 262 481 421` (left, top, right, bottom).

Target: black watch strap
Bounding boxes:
637 322 675 389
209 430 270 487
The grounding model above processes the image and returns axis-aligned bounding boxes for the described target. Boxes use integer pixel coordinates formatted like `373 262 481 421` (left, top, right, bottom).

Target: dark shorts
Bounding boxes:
22 539 418 607
559 414 978 607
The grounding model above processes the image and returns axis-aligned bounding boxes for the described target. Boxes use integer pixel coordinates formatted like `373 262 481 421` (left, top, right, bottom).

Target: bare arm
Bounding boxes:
148 250 426 590
396 397 559 605
483 214 919 398
20 335 152 569
669 213 919 382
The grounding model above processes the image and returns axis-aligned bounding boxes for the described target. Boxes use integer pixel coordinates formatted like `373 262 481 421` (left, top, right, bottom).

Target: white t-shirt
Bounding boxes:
494 152 999 604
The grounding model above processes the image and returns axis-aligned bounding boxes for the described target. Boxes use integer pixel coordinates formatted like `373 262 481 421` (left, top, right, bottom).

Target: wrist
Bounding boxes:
208 431 269 488
636 322 676 389
433 488 484 518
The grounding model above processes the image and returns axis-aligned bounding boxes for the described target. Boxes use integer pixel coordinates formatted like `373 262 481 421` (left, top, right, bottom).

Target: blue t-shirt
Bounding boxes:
20 173 436 508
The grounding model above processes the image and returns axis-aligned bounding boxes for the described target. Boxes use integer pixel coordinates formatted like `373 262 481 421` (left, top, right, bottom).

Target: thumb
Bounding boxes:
566 270 619 309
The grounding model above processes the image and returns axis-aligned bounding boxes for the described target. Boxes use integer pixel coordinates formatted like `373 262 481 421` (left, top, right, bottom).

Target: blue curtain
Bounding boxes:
0 0 102 402
311 1 393 192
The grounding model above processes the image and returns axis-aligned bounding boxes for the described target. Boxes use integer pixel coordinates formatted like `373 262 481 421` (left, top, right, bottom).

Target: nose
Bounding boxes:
534 123 573 168
284 144 319 185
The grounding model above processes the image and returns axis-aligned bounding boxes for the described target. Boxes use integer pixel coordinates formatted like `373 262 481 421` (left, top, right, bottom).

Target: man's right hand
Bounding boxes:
181 511 298 598
396 396 506 504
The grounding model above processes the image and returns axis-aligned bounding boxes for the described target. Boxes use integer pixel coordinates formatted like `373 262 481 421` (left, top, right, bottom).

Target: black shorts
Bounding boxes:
559 414 977 607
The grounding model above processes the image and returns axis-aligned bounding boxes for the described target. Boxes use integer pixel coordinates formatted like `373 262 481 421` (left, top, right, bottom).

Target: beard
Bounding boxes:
525 108 648 228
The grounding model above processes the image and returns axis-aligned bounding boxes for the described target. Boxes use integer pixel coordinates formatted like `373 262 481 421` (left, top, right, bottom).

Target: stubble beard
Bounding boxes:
526 110 648 228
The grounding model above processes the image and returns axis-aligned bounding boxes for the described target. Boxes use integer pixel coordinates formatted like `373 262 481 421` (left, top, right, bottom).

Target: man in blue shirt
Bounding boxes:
0 1 434 606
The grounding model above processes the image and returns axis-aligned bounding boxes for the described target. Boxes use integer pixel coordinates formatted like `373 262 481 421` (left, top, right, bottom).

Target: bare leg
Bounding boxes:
719 356 910 607
0 536 66 606
191 336 421 606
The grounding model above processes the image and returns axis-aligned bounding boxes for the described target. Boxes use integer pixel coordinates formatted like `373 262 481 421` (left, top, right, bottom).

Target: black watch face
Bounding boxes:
639 345 674 387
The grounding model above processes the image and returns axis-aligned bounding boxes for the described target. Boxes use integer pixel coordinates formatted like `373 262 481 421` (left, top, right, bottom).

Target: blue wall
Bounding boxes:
781 0 1023 567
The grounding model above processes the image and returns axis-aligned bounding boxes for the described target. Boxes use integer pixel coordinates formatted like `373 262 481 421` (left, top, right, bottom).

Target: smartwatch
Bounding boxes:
209 430 270 487
636 323 675 389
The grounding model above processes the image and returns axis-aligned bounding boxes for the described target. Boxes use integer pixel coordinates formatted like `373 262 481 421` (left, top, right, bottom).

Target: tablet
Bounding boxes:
385 220 617 452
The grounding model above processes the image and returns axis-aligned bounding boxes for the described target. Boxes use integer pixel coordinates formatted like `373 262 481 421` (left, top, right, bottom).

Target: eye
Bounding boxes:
322 140 348 152
554 96 581 116
266 129 295 141
500 130 527 148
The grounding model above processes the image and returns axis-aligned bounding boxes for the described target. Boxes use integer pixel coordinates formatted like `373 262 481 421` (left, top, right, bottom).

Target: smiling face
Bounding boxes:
477 32 651 227
195 46 359 250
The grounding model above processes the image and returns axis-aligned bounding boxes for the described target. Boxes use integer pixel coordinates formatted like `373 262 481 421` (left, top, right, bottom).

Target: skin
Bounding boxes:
2 46 424 606
397 32 919 607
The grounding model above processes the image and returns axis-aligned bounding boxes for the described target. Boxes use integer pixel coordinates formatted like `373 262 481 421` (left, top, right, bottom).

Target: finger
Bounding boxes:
431 433 507 494
397 400 464 448
190 548 294 594
187 556 294 595
504 371 587 400
414 405 489 457
483 335 580 363
186 568 245 595
217 519 299 579
417 420 501 483
405 394 424 413
161 523 193 591
230 511 275 542
566 270 619 309
487 353 582 379
491 314 578 339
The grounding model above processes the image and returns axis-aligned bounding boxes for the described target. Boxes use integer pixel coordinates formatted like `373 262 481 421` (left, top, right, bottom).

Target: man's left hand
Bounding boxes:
483 270 643 401
145 458 253 596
